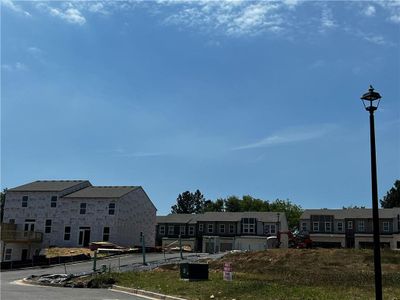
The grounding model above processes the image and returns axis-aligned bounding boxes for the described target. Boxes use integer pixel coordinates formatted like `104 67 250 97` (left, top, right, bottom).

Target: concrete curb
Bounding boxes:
112 285 188 300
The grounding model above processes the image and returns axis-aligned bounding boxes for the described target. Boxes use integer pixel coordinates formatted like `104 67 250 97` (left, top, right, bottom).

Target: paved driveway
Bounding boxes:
1 252 200 300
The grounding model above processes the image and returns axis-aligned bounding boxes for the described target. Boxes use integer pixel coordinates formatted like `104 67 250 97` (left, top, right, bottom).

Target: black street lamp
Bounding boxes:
360 85 382 300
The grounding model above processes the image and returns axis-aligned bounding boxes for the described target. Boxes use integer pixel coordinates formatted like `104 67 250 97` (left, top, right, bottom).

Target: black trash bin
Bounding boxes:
180 263 209 280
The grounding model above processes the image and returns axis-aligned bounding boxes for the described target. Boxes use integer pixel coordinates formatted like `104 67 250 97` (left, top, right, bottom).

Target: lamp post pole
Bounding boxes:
368 106 382 300
361 85 382 300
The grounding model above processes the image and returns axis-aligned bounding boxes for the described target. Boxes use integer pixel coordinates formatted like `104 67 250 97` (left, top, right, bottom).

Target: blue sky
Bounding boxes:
1 0 399 215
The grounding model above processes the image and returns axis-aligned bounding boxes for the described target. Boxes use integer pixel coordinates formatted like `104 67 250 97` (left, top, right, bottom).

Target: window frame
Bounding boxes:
348 220 353 230
301 222 307 231
80 203 87 215
45 219 52 234
64 226 71 241
358 220 365 232
383 221 390 232
242 218 256 234
337 222 343 232
188 225 195 236
51 196 57 208
5 249 12 261
229 224 235 234
22 196 28 208
168 225 174 235
207 224 214 233
219 224 225 233
159 225 165 235
180 225 186 235
325 222 331 232
270 224 276 234
103 227 110 241
108 203 115 215
199 224 204 232
313 222 319 232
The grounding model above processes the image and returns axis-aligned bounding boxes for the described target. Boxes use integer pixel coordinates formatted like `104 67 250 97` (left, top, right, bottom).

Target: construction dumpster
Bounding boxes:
180 263 208 280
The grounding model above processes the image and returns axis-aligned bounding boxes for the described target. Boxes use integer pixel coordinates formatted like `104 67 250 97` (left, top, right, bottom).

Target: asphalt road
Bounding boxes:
1 252 204 300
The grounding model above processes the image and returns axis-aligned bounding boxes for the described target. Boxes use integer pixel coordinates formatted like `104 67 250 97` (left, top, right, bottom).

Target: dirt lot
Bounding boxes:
44 248 93 258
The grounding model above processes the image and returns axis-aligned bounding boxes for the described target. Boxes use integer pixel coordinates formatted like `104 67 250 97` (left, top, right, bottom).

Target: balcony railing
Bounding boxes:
1 229 43 243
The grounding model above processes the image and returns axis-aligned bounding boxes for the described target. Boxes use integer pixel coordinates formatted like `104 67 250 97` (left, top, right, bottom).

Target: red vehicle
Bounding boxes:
278 230 312 248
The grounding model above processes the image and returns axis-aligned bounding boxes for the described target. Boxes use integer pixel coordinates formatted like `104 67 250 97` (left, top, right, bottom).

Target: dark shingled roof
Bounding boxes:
300 208 400 219
63 186 140 199
156 212 284 224
8 180 90 192
197 212 283 223
156 214 198 224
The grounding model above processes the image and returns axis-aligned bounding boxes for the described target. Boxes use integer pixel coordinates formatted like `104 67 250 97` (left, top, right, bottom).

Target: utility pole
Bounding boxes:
92 250 97 272
140 232 146 265
179 234 183 260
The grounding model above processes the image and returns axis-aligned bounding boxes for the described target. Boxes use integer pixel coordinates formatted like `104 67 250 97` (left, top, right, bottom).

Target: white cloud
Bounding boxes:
1 0 31 16
376 1 400 23
320 7 336 30
88 2 108 15
363 35 387 45
363 5 376 17
162 1 287 37
1 62 28 71
232 125 335 150
49 7 86 25
27 46 42 56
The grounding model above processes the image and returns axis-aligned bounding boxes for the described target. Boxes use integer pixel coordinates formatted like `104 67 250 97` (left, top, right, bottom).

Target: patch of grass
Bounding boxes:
88 249 400 300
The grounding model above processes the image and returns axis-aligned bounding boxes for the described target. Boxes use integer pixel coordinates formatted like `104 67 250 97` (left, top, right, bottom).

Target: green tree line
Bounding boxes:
171 190 303 229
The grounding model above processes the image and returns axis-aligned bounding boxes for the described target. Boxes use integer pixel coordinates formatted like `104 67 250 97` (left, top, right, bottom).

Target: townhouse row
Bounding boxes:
299 208 400 249
156 211 289 252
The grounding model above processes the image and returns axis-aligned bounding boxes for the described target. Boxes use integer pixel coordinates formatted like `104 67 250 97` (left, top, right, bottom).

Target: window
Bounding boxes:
159 225 165 235
325 222 331 232
45 220 52 233
189 225 195 236
207 224 214 233
22 196 28 207
199 224 204 232
103 227 110 241
383 221 389 232
270 224 276 234
301 222 307 231
51 196 57 208
219 224 225 233
348 221 353 230
5 249 12 261
168 225 174 235
313 222 319 232
242 218 256 234
358 221 365 232
180 225 186 235
337 222 343 232
80 203 86 214
109 203 115 215
229 224 235 234
9 219 15 224
64 226 71 240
